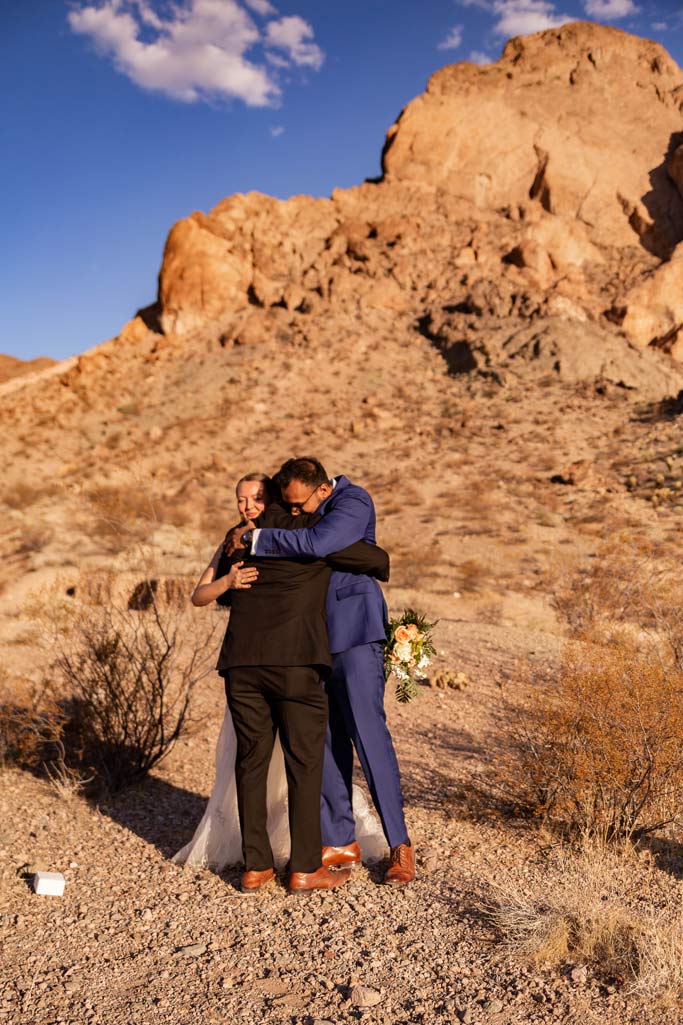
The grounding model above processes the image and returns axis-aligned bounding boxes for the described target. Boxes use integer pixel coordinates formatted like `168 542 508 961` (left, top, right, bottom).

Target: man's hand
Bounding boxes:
224 520 255 557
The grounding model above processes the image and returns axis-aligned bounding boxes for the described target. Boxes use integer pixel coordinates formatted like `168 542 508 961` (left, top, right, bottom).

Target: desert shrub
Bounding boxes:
457 558 487 593
16 523 53 554
551 533 677 641
0 688 66 772
506 535 683 841
512 641 683 840
85 484 157 552
1 482 50 510
23 573 219 795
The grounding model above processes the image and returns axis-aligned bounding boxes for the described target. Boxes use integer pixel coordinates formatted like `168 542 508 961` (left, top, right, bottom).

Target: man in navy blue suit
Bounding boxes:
245 456 414 885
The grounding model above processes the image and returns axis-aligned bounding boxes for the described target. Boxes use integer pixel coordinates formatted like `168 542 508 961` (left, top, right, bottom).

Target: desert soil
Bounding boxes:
3 368 683 1025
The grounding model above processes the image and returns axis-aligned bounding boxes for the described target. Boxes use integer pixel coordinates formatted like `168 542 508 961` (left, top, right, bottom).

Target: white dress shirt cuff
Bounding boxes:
250 528 261 554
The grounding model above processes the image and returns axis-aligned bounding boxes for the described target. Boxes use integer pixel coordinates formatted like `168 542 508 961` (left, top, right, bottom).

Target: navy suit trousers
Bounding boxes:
320 642 409 850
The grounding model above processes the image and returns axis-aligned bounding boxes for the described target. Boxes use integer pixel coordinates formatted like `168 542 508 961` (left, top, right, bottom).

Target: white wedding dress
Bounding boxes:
173 706 387 871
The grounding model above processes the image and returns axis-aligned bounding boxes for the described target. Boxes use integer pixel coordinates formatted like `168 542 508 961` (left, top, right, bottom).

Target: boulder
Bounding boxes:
381 22 683 253
614 243 683 354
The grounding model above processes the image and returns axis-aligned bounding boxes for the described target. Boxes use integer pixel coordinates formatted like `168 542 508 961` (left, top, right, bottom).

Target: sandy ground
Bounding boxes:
4 313 683 1023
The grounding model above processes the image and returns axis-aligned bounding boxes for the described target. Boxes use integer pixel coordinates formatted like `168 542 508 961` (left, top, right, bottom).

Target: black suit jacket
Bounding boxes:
215 504 389 672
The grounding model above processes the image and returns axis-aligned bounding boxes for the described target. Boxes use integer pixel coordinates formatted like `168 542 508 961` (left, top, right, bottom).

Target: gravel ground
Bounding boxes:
2 618 678 1025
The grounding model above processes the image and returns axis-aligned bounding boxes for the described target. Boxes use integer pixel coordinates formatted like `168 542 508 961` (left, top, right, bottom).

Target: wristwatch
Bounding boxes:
242 529 252 546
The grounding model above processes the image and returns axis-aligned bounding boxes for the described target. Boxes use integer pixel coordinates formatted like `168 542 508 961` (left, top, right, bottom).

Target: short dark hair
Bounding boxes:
276 457 329 490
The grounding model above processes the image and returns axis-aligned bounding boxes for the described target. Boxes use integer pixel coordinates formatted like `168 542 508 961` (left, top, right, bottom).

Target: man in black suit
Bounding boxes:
215 502 389 894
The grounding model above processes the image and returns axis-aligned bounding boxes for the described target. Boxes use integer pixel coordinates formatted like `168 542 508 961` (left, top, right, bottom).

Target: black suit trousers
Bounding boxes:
224 665 328 874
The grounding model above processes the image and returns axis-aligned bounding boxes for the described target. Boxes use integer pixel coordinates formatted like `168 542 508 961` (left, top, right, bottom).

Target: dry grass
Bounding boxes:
84 483 158 552
15 523 53 554
1 482 54 510
484 839 683 1004
457 558 488 593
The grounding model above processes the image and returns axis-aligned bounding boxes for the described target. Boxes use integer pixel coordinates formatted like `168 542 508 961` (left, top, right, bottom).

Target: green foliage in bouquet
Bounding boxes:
384 608 438 704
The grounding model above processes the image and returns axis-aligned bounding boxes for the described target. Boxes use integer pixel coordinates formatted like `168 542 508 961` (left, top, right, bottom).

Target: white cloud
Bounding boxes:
243 0 276 14
264 15 324 69
468 49 493 63
583 0 637 15
652 20 667 29
270 124 285 137
438 24 464 50
68 0 324 107
492 0 572 36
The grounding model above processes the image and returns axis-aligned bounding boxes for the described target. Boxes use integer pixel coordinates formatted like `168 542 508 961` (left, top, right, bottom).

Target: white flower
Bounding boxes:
393 640 413 663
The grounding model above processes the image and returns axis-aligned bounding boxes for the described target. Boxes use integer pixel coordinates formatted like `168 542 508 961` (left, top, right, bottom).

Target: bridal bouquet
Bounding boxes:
384 610 437 704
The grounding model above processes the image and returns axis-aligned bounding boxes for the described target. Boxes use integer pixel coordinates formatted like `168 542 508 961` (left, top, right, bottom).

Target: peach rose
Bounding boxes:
394 625 413 644
404 623 420 641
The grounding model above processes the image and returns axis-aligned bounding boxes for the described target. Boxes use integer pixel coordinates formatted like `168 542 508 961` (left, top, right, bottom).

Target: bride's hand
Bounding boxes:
225 560 259 590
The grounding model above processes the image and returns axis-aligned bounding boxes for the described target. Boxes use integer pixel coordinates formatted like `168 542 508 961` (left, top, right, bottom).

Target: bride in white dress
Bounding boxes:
173 472 386 872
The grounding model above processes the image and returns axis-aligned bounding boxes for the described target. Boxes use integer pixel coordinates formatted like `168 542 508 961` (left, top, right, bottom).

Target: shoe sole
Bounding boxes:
323 860 361 870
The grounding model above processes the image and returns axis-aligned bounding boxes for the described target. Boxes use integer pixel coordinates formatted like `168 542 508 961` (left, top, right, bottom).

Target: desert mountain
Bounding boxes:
2 21 683 646
6 25 683 1023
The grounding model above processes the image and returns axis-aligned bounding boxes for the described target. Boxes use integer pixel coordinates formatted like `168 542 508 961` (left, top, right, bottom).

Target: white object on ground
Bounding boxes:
33 871 65 896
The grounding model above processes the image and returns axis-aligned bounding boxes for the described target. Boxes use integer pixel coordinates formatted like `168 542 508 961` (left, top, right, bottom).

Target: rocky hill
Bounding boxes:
2 21 683 661
0 354 55 386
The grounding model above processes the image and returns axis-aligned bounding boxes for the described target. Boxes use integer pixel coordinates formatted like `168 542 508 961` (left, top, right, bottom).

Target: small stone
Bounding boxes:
570 966 588 986
422 853 440 875
259 979 290 995
177 942 206 957
350 984 382 1008
485 998 504 1013
460 1008 473 1024
270 993 301 1007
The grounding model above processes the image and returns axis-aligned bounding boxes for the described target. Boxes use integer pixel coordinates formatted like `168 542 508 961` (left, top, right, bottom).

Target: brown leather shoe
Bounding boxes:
322 841 361 868
383 842 415 885
288 866 351 892
240 867 275 893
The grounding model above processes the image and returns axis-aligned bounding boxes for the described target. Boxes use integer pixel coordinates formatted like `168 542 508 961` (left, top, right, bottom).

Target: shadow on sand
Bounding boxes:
98 774 209 862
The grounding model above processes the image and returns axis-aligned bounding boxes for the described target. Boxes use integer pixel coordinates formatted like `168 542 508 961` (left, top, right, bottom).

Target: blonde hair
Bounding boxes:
235 472 272 497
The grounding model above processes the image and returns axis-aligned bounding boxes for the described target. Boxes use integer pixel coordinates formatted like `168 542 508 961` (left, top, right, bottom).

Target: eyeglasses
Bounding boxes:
282 484 320 514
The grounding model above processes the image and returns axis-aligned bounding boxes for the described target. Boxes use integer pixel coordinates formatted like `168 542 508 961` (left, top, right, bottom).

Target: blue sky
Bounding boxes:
3 0 682 362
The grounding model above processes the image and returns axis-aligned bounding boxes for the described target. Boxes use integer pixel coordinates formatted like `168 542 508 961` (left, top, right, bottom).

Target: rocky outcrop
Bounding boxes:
382 22 683 255
611 243 683 357
142 23 683 389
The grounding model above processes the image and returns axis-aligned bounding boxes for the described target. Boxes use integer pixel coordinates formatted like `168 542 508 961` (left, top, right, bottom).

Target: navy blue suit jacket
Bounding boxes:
252 476 388 654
